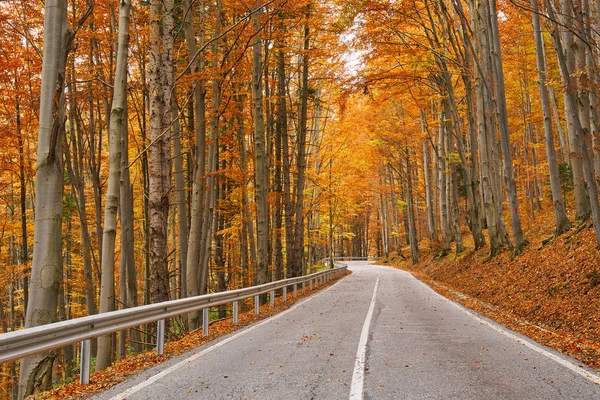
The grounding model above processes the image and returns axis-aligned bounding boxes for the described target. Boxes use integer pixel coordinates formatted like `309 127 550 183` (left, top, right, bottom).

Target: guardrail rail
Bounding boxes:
321 256 376 264
0 265 348 384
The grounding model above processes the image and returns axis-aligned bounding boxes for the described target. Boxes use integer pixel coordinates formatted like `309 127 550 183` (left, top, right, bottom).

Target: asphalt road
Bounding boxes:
97 262 600 400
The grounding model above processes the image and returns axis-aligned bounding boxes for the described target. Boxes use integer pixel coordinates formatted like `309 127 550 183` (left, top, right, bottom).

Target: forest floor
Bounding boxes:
33 271 350 400
384 207 600 371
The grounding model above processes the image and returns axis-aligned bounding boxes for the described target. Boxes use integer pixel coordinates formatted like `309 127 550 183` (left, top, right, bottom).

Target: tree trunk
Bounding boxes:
149 0 174 305
18 1 68 396
488 0 525 251
557 0 590 220
96 0 131 371
252 9 270 286
172 91 188 300
277 23 294 277
16 110 29 322
531 0 570 234
421 113 437 243
548 86 569 162
291 14 311 277
438 102 451 254
471 0 509 256
65 63 97 327
199 0 223 297
184 0 207 331
406 151 419 264
546 0 600 246
120 99 141 354
238 94 257 288
273 75 284 281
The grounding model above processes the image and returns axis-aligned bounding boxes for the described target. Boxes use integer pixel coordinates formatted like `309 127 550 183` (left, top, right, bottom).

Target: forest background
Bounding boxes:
1 0 600 398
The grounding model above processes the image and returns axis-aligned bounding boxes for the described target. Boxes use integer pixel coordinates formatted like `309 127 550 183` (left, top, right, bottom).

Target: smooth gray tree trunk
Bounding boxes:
184 0 207 331
18 0 68 397
488 0 525 251
531 0 570 235
96 0 131 371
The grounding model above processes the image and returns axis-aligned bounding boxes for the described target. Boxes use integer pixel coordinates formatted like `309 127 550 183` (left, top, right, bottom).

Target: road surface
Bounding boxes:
97 262 600 399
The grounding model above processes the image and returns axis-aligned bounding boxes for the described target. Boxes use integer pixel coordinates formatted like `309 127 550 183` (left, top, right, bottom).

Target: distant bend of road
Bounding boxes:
97 262 600 400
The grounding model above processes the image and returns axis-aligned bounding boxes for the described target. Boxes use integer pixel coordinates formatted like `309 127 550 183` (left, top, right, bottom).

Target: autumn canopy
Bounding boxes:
1 0 600 397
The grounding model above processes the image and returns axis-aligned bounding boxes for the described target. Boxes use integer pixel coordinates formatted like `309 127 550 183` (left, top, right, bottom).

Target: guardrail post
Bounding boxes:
157 319 165 356
80 339 91 384
283 286 287 302
302 281 306 293
270 290 275 307
233 301 239 325
203 308 209 336
293 283 297 298
309 279 313 290
254 295 260 315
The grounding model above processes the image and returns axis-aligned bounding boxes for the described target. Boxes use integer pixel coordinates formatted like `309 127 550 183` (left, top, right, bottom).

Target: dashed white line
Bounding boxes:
349 273 380 400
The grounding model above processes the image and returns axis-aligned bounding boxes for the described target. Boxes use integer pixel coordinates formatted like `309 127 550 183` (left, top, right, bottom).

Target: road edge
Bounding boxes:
376 262 600 385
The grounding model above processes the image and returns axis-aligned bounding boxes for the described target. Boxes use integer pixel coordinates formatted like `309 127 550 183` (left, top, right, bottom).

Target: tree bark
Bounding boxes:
546 0 600 246
172 91 188 300
488 0 525 251
252 8 270 286
149 0 174 305
184 0 207 330
291 12 311 277
406 151 419 264
18 0 68 396
277 22 294 277
96 0 131 371
531 0 570 235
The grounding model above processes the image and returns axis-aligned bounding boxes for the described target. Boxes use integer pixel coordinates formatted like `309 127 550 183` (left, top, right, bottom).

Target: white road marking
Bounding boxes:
349 273 380 400
107 277 346 400
409 271 600 385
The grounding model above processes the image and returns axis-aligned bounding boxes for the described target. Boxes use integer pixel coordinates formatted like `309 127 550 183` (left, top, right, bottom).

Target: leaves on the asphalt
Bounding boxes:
387 212 600 371
32 275 346 399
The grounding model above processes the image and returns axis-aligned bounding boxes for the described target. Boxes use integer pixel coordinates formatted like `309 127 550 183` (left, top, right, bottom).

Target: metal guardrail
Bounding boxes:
0 265 348 384
321 256 376 264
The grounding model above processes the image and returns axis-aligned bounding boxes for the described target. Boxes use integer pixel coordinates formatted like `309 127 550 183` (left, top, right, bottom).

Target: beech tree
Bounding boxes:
18 0 69 396
96 0 132 372
7 0 600 395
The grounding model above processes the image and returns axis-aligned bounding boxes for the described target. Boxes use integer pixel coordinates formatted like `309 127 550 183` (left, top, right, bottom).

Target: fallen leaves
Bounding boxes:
32 272 349 399
387 208 600 371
